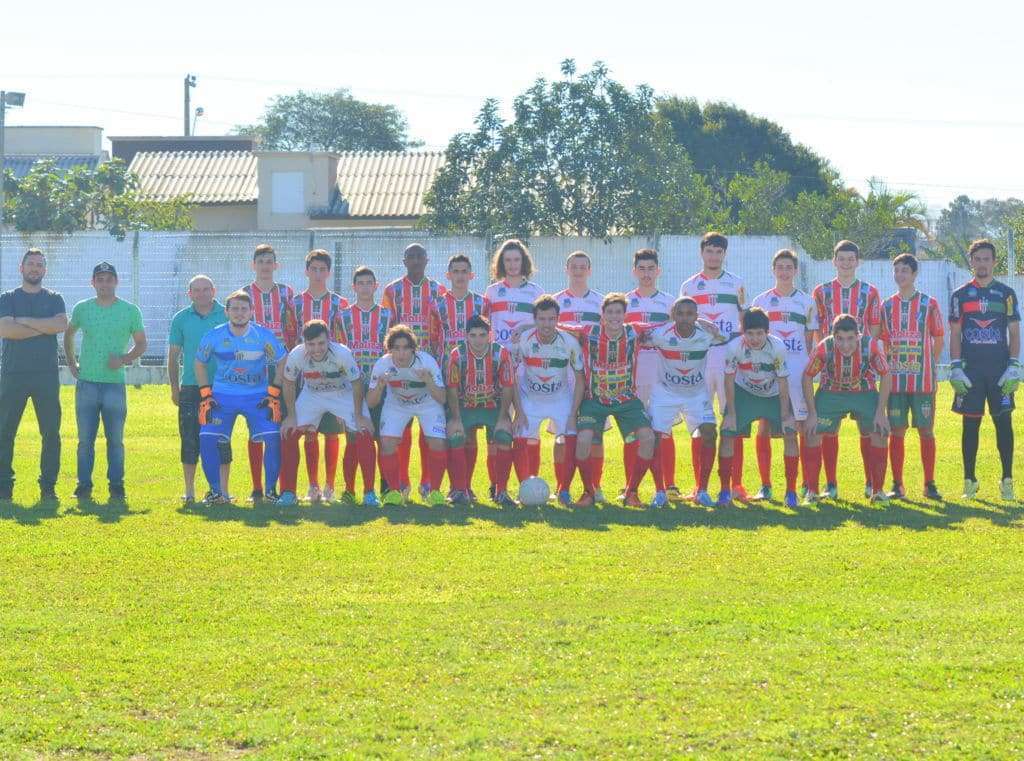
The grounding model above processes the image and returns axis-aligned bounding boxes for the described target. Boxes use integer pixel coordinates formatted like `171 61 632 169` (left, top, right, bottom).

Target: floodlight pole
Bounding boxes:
184 75 197 136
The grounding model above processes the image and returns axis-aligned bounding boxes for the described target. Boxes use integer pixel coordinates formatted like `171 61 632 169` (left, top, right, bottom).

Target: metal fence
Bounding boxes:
1 230 1017 374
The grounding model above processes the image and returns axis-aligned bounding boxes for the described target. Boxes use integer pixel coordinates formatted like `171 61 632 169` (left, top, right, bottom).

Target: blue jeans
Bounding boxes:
75 380 127 489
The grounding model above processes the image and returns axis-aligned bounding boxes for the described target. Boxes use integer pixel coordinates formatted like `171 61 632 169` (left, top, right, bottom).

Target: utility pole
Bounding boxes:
1008 226 1017 277
183 74 197 136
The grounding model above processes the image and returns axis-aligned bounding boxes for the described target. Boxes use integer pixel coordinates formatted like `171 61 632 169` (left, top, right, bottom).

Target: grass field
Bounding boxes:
1 386 1022 759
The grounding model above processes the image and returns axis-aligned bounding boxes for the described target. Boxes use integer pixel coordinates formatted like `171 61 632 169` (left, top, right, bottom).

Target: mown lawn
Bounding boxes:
0 386 1021 759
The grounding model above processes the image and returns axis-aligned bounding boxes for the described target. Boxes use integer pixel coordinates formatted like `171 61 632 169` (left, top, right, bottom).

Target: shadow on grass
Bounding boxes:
68 498 150 524
176 494 1024 532
0 497 63 526
0 496 151 525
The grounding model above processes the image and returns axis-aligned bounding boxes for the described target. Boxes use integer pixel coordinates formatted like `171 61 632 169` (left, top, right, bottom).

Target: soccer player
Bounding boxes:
679 232 747 498
446 315 516 506
366 325 448 507
512 296 585 507
284 249 349 503
194 290 286 504
337 266 392 506
949 239 1021 500
717 308 799 508
241 243 295 502
278 320 373 506
568 293 658 508
880 253 944 501
750 250 818 500
810 240 882 498
638 297 719 507
381 244 446 497
802 315 891 505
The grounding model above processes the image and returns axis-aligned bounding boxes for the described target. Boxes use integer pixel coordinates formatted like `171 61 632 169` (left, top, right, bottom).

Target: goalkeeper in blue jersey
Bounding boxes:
194 290 287 504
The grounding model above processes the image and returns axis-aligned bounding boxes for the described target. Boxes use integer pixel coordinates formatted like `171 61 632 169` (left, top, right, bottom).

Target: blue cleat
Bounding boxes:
557 489 573 507
650 491 669 508
362 491 380 507
716 489 732 507
695 489 714 507
276 491 298 506
752 485 773 501
784 490 799 508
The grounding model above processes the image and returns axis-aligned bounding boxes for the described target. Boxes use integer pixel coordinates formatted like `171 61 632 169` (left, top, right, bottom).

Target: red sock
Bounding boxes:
804 445 822 494
555 436 576 492
798 434 811 489
624 439 638 482
660 434 676 487
343 435 359 493
699 441 716 491
889 434 905 486
784 453 799 493
279 434 300 494
466 442 480 490
651 439 666 491
427 447 447 491
304 433 320 487
756 433 772 487
379 450 401 491
822 434 839 485
591 448 604 488
247 441 264 491
512 438 531 481
718 451 733 491
398 426 412 489
628 454 654 492
418 430 431 488
448 446 469 491
921 435 936 484
578 455 595 494
527 440 541 477
324 434 340 490
871 444 888 494
357 432 376 493
731 438 745 489
690 437 702 491
493 447 514 493
860 435 872 485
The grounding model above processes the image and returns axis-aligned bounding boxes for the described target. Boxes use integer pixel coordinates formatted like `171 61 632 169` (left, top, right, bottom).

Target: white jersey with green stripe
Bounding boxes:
554 288 604 328
679 270 746 343
750 287 818 359
514 327 584 400
646 321 714 399
724 334 790 398
484 279 546 347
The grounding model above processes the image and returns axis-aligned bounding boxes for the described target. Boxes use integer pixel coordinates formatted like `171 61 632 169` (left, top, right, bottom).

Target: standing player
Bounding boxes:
284 249 349 502
680 232 748 498
949 239 1021 500
750 250 818 500
366 325 448 507
513 296 585 506
718 309 799 508
278 320 373 506
802 315 891 504
446 315 516 506
241 243 295 502
381 244 446 497
811 240 882 499
880 254 944 501
337 266 392 506
194 290 286 504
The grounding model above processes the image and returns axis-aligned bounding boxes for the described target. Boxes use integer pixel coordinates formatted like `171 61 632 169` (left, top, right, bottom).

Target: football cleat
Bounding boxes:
923 482 943 501
426 489 447 507
864 482 872 499
419 484 432 500
752 485 772 501
203 490 231 505
340 490 358 505
623 490 643 508
665 485 682 501
306 485 322 503
802 491 820 506
824 483 839 500
494 491 518 509
1000 478 1016 502
695 490 714 507
784 490 799 509
264 490 281 503
321 486 335 503
574 491 596 509
716 489 732 507
557 489 573 507
731 484 749 502
593 488 607 504
448 490 471 506
650 491 668 509
870 492 890 507
247 489 264 504
362 491 380 507
962 479 979 499
382 490 405 506
276 491 297 506
887 483 906 500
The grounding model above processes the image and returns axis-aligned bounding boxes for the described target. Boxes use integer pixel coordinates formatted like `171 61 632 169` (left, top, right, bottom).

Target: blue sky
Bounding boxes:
3 0 1021 212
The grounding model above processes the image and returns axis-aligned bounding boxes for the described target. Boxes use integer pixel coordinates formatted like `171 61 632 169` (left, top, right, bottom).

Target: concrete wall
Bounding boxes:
190 204 258 232
255 152 338 230
3 126 103 156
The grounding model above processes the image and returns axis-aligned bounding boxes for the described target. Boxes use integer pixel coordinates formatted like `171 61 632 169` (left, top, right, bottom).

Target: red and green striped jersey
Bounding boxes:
381 275 445 349
337 304 393 383
805 335 889 393
811 278 882 334
284 290 348 348
446 342 514 410
880 291 944 393
430 290 486 358
242 282 295 341
578 324 642 405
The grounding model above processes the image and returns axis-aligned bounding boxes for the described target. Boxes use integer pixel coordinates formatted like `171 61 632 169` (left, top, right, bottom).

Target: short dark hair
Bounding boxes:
832 314 858 335
968 239 997 260
225 289 252 309
833 240 860 257
566 251 591 267
352 265 376 284
253 243 275 261
602 292 627 313
633 248 659 267
466 314 491 333
772 249 798 268
701 232 728 251
305 249 332 269
892 253 918 273
742 307 770 332
491 238 534 281
386 324 418 350
22 248 45 265
302 319 330 342
673 296 698 312
404 243 427 258
448 253 472 270
533 294 560 317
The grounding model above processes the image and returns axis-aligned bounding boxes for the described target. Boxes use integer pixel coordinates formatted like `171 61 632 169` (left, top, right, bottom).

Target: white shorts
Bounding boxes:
784 354 809 421
635 349 660 405
378 400 447 439
295 391 368 432
647 386 716 435
519 393 575 439
706 344 728 414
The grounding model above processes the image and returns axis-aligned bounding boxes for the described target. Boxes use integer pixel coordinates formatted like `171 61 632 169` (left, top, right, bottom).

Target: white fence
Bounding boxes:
0 230 1015 379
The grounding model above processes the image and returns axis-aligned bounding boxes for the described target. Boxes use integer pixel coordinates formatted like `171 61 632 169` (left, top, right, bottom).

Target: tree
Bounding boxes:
234 89 421 152
724 161 790 234
931 195 1024 267
423 60 717 238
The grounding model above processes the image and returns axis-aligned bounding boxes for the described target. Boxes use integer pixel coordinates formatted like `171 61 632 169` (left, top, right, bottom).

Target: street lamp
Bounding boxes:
0 90 27 229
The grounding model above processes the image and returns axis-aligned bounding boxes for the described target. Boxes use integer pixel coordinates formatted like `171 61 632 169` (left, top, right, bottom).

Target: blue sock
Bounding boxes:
263 435 281 492
199 435 223 493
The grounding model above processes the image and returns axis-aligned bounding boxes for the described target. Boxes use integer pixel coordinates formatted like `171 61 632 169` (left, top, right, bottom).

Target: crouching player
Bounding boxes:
194 290 286 504
718 308 799 507
639 297 719 506
366 325 448 506
802 314 891 505
277 320 374 506
446 315 516 506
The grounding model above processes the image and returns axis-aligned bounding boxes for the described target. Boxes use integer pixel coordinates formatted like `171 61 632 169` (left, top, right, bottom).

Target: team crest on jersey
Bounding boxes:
668 337 678 346
631 297 640 306
967 288 977 296
532 343 540 351
697 280 706 290
498 287 507 296
770 296 779 306
563 298 572 307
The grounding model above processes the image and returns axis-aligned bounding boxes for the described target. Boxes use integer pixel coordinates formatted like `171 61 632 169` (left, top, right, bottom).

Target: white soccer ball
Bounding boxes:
518 476 551 506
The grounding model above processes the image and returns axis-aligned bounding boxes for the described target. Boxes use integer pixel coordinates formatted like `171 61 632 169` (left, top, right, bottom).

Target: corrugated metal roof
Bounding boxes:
2 155 100 179
129 150 258 204
332 151 445 218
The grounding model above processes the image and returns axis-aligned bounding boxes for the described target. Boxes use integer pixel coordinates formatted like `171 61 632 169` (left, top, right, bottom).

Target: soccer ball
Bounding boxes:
518 476 551 506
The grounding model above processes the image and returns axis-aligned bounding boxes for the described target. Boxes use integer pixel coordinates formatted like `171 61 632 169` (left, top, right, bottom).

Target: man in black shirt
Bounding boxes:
0 249 68 500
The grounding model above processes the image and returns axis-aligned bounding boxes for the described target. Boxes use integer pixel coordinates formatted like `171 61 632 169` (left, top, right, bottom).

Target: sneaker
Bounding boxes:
665 485 682 501
962 479 979 499
887 483 906 500
276 491 298 506
306 485 322 503
180 494 195 505
382 490 405 506
322 486 335 503
247 489 264 504
109 485 126 502
426 489 447 507
871 492 890 507
574 491 596 509
40 487 57 502
802 491 820 506
784 490 799 508
495 491 517 509
716 489 733 507
593 488 607 504
73 484 92 501
202 490 231 505
650 491 668 508
824 483 839 500
731 484 749 502
1000 478 1016 502
449 489 471 506
752 485 772 501
923 482 943 501
264 490 281 503
623 490 642 508
695 490 714 507
557 489 573 507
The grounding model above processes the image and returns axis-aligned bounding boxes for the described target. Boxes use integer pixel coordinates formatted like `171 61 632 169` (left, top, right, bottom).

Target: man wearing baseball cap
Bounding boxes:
63 262 147 501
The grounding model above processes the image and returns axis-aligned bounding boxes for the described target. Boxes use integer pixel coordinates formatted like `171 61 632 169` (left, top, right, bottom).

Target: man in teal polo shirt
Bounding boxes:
168 274 231 503
63 262 147 502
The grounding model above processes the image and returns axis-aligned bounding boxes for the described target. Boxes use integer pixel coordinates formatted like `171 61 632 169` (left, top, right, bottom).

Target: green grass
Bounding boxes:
1 386 1023 759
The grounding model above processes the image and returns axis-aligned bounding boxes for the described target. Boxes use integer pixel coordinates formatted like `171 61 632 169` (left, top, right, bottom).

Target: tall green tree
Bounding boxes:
234 89 421 152
423 60 717 238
